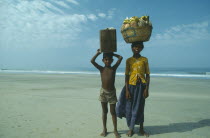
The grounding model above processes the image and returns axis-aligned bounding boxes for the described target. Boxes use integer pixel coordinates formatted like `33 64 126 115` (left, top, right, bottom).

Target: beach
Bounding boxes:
0 73 210 138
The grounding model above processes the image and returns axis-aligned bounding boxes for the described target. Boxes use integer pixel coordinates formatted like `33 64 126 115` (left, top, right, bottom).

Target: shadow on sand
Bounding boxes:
144 119 210 135
118 119 210 136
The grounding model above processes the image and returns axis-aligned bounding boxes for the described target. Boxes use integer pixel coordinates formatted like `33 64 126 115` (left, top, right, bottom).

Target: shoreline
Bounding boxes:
0 71 210 79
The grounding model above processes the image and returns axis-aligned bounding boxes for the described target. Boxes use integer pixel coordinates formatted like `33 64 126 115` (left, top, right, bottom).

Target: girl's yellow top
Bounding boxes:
125 56 150 85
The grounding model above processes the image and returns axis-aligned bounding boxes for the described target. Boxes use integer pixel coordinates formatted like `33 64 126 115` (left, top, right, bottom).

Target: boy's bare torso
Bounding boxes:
100 67 116 91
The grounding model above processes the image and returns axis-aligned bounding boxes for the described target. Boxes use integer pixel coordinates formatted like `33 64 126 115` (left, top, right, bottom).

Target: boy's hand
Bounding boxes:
97 49 102 54
143 89 149 99
126 89 131 100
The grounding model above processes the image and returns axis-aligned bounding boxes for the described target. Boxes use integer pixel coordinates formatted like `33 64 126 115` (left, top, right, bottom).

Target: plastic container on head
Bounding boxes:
100 28 117 53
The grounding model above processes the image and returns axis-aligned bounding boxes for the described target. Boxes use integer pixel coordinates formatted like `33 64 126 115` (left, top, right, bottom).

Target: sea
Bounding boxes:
1 67 210 79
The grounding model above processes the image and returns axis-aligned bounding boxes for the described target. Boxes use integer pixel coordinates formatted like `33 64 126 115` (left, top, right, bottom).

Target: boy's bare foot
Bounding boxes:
100 129 107 137
139 129 149 137
114 130 120 138
126 130 134 137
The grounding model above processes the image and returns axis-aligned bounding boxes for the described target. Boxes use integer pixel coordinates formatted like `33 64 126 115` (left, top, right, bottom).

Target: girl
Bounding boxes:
116 41 150 137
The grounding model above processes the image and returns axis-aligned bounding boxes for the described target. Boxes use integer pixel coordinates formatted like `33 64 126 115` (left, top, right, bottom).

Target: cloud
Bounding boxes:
0 0 88 48
54 1 70 9
87 14 98 21
107 8 116 19
88 9 116 21
65 0 79 5
13 0 65 14
98 13 106 18
149 21 210 47
154 21 209 41
0 0 115 48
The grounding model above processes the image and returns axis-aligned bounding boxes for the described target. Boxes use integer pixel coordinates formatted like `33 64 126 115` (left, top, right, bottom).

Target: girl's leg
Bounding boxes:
139 85 149 137
125 88 134 137
126 129 134 137
101 102 108 136
140 123 149 137
110 104 120 138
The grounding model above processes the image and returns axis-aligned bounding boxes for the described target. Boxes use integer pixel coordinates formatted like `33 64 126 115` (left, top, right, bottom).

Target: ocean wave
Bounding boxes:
1 69 210 79
0 69 100 75
150 73 210 78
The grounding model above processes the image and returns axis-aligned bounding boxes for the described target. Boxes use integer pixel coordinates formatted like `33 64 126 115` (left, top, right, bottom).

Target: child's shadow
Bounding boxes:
144 119 210 135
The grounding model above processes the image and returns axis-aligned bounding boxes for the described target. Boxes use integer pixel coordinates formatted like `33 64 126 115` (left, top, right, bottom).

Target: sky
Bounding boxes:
0 0 210 71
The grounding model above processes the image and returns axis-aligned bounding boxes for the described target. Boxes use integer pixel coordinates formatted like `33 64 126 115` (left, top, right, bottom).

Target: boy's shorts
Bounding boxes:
99 88 118 104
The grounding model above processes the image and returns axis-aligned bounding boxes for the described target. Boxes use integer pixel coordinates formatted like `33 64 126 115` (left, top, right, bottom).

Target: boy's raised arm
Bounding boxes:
113 53 123 70
90 49 103 70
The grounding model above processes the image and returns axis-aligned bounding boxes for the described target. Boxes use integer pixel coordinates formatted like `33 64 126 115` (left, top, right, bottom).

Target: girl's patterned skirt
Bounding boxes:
116 82 145 129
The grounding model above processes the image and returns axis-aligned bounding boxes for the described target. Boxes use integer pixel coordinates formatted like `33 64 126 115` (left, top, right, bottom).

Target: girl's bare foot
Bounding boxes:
100 129 107 137
126 130 134 137
139 129 149 137
114 130 120 138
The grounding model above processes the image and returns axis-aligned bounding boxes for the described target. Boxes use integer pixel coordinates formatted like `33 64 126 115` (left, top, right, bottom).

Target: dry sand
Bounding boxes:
0 73 210 138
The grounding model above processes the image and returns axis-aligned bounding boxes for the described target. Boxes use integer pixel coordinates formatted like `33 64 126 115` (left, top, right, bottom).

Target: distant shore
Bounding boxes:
0 73 210 138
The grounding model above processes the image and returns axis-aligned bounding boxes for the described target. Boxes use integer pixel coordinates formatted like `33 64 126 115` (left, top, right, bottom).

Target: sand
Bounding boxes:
0 73 210 138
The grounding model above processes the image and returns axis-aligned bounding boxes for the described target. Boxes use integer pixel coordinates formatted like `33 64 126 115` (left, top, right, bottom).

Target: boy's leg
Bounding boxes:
101 102 108 137
110 104 120 138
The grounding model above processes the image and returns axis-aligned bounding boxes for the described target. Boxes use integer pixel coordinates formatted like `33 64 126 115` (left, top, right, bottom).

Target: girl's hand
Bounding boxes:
126 89 131 99
143 89 149 99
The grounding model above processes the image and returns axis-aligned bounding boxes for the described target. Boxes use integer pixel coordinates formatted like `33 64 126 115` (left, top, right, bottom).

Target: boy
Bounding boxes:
91 49 123 138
